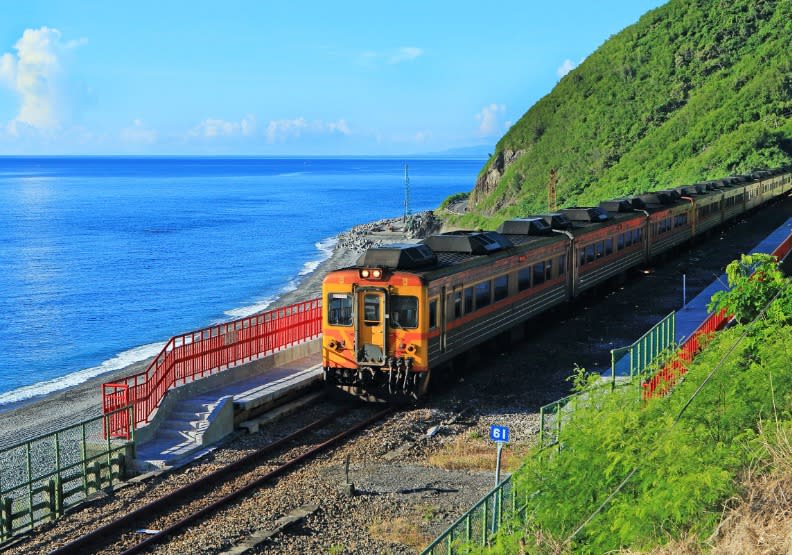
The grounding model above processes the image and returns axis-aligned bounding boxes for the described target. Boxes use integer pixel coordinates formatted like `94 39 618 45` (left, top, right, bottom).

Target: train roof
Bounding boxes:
343 207 645 281
335 170 784 282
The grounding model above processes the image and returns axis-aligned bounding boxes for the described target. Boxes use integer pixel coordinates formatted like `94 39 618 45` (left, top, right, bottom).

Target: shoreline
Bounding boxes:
0 212 439 447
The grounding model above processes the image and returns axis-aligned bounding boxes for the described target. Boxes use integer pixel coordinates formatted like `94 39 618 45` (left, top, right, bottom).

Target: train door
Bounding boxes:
356 288 386 365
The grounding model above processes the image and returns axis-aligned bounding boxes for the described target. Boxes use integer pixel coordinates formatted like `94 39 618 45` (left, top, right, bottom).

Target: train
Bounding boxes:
321 168 792 400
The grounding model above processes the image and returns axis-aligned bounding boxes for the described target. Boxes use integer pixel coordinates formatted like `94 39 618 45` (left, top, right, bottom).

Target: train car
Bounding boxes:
321 168 791 400
555 207 646 295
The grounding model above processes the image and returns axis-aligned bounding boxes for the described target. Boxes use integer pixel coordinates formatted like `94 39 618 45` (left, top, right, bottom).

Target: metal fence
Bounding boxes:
423 310 712 553
609 311 676 383
421 474 524 555
0 407 133 543
538 312 677 449
102 298 322 438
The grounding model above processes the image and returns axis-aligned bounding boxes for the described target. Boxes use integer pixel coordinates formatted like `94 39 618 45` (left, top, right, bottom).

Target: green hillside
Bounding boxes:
459 0 792 227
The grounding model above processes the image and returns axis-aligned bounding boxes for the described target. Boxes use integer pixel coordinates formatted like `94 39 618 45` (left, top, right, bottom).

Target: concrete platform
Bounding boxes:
133 352 323 472
676 216 791 341
610 217 792 378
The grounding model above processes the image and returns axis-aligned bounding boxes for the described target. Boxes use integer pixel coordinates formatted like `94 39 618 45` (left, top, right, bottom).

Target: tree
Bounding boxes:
708 253 791 323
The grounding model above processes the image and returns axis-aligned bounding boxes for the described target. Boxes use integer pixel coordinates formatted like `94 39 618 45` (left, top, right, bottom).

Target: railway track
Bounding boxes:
54 404 391 554
4 402 392 555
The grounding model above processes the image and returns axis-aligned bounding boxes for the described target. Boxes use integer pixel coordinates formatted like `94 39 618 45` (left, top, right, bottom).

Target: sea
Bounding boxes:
0 156 484 410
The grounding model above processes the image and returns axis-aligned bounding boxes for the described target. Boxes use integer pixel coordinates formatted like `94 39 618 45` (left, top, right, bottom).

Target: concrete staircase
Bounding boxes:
133 394 234 472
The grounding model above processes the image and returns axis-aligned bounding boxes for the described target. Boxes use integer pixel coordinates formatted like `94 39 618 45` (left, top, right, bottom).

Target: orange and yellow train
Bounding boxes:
321 168 792 400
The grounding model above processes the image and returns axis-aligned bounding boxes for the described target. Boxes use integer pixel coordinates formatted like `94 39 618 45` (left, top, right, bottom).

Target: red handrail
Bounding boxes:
102 298 322 437
641 308 727 399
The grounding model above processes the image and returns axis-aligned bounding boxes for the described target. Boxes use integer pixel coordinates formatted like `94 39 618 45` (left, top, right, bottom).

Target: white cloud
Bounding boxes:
0 27 83 134
121 119 158 144
265 117 350 143
326 119 350 135
359 47 424 67
266 117 307 142
0 53 16 86
556 58 577 78
389 47 423 64
190 115 256 138
475 103 506 136
414 130 431 143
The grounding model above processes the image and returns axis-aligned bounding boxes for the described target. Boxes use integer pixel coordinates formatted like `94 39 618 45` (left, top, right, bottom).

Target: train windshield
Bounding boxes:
327 293 352 326
389 295 418 328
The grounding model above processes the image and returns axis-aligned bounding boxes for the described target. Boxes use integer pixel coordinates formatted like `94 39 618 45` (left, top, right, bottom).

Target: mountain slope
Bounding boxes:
462 0 792 226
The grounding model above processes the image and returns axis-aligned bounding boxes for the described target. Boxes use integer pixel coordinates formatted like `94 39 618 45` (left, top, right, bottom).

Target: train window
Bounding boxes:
585 244 595 263
518 267 531 291
390 295 418 329
475 281 491 309
429 299 438 329
605 238 613 256
464 287 474 313
453 290 463 319
596 241 604 258
558 254 566 275
327 294 352 326
617 233 625 250
578 249 586 266
545 259 552 281
363 294 381 326
533 262 545 286
494 275 509 301
632 229 641 244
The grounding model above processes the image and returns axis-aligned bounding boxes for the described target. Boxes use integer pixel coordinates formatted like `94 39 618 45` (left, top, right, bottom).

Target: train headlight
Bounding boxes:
359 267 384 280
405 343 417 355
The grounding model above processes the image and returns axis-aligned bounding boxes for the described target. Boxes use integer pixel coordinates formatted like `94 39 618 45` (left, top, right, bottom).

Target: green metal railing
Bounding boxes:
424 312 683 553
0 406 134 543
539 311 677 449
421 474 525 555
609 311 676 384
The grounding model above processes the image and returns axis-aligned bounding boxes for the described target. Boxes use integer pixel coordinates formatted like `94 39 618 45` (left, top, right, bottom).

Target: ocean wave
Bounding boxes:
223 295 279 319
0 342 165 409
223 235 337 319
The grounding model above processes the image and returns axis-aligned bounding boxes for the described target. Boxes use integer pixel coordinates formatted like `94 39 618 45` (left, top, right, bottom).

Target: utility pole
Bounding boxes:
403 163 412 225
548 168 558 212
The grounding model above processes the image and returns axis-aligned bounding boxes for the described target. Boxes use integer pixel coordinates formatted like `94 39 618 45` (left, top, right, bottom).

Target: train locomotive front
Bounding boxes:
322 244 435 401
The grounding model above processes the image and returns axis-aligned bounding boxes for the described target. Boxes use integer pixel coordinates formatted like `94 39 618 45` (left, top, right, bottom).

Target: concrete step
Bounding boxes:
157 418 210 432
132 351 323 473
156 428 202 442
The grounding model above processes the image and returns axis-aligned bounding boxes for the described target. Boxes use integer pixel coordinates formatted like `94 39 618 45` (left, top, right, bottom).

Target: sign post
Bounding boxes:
489 424 510 536
489 424 510 485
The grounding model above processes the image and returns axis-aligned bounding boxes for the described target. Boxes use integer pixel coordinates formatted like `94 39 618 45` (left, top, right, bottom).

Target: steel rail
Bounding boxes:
50 406 392 555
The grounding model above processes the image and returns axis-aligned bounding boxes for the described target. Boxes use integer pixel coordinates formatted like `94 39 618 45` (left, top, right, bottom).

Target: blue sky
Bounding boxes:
0 0 665 155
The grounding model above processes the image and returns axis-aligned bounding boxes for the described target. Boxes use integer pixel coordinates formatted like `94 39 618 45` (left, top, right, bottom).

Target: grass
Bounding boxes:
427 436 529 472
368 515 433 550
